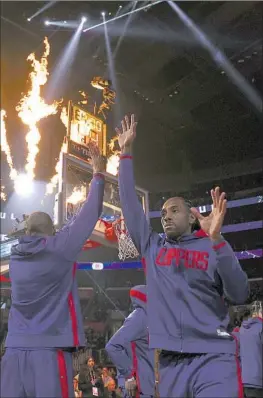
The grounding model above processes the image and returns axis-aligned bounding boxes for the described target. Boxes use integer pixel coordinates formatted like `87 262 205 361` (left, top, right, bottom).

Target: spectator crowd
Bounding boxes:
73 356 121 398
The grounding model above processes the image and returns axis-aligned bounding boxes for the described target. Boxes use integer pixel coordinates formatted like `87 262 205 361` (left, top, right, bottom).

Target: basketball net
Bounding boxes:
113 218 139 261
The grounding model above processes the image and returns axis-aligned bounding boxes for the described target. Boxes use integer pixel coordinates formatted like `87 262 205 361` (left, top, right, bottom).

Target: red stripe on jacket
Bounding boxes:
57 350 69 398
68 262 79 346
232 334 244 398
130 289 147 303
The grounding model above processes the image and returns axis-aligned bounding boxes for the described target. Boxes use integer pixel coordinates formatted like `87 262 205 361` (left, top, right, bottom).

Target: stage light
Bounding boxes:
81 16 87 23
44 20 50 26
14 174 33 197
101 11 105 16
27 18 31 22
63 20 67 24
119 5 122 8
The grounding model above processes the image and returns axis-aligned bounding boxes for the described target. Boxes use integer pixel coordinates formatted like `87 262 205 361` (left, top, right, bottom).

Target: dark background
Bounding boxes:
1 1 262 194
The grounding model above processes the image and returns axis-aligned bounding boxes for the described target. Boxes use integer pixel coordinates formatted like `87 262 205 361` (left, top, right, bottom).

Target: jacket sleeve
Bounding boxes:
55 173 105 260
214 239 249 304
105 308 146 378
118 155 159 255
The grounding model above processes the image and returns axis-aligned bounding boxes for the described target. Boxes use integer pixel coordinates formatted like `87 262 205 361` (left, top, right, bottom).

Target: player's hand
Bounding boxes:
190 187 227 241
125 377 137 397
88 142 105 174
116 114 137 153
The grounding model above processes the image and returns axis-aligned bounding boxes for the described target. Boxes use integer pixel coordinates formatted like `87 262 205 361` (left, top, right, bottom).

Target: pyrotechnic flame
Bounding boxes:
106 136 120 176
45 107 68 195
1 110 18 181
60 106 68 129
78 90 88 105
45 142 67 195
66 186 86 205
106 154 120 176
16 37 59 181
1 186 7 201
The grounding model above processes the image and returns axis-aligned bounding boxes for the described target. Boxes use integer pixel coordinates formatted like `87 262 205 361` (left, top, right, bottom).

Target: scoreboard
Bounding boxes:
67 101 107 162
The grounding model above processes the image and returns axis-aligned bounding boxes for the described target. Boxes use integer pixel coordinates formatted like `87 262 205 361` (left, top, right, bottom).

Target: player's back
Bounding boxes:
239 317 263 388
5 235 85 349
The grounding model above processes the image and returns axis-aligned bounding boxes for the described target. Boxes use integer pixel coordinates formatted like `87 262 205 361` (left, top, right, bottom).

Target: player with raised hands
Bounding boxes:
116 115 248 398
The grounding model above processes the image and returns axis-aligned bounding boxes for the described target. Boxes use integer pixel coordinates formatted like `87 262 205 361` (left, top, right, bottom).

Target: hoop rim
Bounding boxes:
112 218 127 231
101 217 139 260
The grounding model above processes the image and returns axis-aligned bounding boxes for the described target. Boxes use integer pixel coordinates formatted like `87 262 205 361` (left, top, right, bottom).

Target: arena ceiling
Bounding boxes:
1 1 262 188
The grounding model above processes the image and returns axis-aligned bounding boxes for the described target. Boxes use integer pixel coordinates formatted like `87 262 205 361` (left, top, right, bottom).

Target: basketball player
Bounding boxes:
116 115 249 398
106 285 154 397
0 143 105 398
239 301 263 398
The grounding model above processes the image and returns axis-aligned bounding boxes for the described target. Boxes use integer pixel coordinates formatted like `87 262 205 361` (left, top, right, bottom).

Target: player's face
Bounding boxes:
161 197 193 239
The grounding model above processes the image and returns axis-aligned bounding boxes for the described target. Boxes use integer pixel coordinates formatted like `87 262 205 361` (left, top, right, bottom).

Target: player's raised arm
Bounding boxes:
191 187 249 304
56 143 105 260
117 115 158 255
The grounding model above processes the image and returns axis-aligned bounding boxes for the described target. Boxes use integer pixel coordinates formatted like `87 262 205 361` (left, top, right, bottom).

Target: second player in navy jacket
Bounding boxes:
106 285 154 397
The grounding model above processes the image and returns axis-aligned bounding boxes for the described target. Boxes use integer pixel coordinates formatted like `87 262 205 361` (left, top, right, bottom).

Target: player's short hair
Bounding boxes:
184 199 201 231
26 212 54 236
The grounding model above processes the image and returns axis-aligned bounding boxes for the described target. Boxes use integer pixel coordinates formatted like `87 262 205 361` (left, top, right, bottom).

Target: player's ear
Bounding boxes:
189 212 196 226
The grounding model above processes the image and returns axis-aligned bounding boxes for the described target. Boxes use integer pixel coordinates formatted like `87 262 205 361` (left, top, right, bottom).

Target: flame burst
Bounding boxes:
1 110 17 181
45 107 68 195
16 37 59 181
1 186 7 201
60 106 68 129
106 136 120 176
67 186 86 205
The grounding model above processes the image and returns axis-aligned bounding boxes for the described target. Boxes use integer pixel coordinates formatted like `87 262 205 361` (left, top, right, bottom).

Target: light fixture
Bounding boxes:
44 20 50 26
101 11 105 16
119 5 122 8
27 18 31 22
81 16 87 23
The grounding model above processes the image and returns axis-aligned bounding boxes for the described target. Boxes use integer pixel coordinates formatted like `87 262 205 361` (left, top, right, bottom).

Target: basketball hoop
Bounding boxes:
66 200 84 221
112 219 139 261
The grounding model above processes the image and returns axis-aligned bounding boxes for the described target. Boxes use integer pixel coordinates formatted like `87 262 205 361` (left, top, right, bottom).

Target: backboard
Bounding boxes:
57 153 149 247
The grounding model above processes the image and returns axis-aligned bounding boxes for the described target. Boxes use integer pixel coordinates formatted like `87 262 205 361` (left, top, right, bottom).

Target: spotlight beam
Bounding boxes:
47 19 85 100
113 1 137 58
83 0 163 33
102 14 120 122
27 1 57 21
168 1 262 114
1 16 41 38
44 20 78 28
